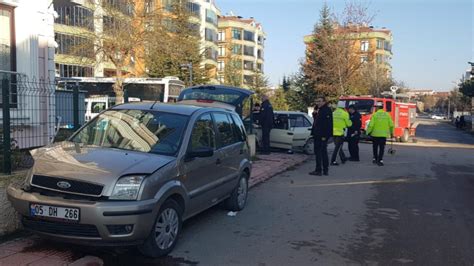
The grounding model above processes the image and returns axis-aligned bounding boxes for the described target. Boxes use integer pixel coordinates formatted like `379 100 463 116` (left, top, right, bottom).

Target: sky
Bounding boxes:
217 0 473 91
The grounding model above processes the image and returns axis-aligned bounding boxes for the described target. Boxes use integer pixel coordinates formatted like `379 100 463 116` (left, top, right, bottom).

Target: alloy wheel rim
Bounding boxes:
155 208 179 250
237 177 248 208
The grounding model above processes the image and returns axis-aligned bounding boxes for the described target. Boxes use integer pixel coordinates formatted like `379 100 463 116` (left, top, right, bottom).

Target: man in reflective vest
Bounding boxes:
366 102 394 166
331 102 352 165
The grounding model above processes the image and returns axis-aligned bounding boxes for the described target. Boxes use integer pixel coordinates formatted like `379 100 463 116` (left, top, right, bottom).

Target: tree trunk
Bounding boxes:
114 68 124 104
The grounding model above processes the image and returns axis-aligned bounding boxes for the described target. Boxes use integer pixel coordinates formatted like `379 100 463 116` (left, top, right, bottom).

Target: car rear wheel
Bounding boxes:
139 199 182 258
304 138 315 155
225 172 249 211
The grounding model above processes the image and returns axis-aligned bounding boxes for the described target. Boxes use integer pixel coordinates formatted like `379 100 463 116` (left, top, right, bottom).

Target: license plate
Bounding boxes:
30 204 80 221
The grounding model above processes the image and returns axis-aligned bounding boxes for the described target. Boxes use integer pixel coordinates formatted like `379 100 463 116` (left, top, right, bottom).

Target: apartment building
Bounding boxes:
52 0 221 81
304 26 393 76
217 15 265 86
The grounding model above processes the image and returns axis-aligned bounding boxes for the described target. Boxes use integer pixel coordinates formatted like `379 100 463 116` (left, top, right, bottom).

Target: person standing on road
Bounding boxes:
367 102 394 166
347 105 362 161
309 96 333 176
259 95 274 155
331 102 352 165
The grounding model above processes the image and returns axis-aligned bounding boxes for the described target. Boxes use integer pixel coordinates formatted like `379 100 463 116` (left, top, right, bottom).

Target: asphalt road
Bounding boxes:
13 119 474 265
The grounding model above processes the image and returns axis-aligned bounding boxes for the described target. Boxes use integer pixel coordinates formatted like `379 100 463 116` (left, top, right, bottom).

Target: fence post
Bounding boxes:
73 84 79 131
124 88 129 103
2 78 11 174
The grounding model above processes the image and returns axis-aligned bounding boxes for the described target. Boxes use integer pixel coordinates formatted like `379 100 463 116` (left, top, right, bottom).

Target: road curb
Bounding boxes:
249 154 309 188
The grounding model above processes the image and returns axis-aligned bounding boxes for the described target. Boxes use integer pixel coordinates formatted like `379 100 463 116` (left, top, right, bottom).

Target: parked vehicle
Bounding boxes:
7 102 251 257
431 114 446 120
338 96 417 142
248 111 314 154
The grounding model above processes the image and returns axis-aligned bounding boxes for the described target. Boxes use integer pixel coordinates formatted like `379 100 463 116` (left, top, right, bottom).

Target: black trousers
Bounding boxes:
372 137 387 161
331 136 347 163
314 137 329 173
262 127 271 153
348 135 360 160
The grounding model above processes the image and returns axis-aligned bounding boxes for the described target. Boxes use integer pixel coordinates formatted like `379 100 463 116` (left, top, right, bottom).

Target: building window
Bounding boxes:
218 46 226 56
186 2 200 17
232 28 242 40
376 39 384 49
243 45 254 57
205 9 217 26
376 54 383 64
218 61 225 71
384 41 391 52
218 31 225 41
360 40 369 52
54 4 94 31
243 75 254 85
243 30 255 42
205 28 217 43
55 33 94 58
0 4 15 73
243 60 254 70
55 63 94 77
257 49 263 59
360 55 369 63
232 44 242 55
258 35 264 45
257 63 263 72
206 48 218 60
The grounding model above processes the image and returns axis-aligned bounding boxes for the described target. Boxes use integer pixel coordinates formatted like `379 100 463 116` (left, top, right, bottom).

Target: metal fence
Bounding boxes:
0 72 92 174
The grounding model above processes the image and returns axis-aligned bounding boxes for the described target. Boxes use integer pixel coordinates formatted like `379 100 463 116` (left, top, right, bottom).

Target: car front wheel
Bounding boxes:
225 172 249 211
139 199 182 258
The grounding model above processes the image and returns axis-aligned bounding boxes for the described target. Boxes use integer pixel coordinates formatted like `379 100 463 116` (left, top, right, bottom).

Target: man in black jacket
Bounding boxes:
347 105 362 161
259 95 274 154
309 96 333 176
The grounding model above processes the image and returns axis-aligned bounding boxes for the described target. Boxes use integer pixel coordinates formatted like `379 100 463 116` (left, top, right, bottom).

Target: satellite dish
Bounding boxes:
390 86 399 93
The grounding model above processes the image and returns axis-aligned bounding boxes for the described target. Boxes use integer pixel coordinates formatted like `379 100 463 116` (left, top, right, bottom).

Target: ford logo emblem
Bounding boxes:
57 181 71 189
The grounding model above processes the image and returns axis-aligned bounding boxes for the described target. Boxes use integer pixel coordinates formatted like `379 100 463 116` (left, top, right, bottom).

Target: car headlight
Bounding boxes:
110 176 144 200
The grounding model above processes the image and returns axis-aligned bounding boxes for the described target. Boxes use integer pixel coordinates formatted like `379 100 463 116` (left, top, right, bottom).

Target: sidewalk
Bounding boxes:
0 152 308 266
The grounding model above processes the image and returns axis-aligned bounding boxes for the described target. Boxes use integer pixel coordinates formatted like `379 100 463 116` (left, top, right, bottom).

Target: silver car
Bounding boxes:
7 102 251 257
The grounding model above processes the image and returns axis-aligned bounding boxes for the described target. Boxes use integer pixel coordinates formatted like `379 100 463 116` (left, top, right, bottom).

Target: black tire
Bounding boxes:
139 199 182 258
225 172 249 211
304 138 315 155
401 129 410 143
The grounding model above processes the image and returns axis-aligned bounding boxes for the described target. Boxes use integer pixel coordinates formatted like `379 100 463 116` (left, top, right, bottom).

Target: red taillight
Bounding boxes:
197 99 214 103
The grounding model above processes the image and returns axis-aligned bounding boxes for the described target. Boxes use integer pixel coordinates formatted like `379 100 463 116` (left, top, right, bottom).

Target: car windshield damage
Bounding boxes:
339 99 375 114
72 109 188 156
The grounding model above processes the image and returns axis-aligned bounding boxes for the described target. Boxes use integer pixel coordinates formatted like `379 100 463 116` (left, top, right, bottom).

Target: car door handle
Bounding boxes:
308 128 312 131
287 132 294 135
239 149 243 154
216 159 222 165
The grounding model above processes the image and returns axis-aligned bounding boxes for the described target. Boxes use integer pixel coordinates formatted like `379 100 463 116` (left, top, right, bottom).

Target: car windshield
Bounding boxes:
338 99 374 114
71 109 188 156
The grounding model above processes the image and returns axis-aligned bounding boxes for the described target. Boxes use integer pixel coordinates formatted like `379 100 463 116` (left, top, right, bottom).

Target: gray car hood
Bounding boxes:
30 142 174 195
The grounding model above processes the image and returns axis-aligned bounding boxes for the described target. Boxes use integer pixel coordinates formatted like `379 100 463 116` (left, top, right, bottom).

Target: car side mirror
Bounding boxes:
187 147 214 159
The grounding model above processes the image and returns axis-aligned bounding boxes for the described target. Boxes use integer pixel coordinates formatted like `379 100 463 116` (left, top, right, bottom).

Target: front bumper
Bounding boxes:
7 183 159 245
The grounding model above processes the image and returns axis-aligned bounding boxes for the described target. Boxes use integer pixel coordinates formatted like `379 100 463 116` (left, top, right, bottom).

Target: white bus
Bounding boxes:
57 77 185 121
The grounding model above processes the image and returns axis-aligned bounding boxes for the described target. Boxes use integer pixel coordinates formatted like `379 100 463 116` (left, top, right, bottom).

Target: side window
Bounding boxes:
190 114 216 151
91 102 106 113
386 101 392 112
274 114 288 130
230 113 246 142
289 115 306 128
213 113 235 148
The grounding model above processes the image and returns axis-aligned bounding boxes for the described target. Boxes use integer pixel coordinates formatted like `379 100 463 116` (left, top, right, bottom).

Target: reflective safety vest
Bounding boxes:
367 109 394 138
333 108 352 136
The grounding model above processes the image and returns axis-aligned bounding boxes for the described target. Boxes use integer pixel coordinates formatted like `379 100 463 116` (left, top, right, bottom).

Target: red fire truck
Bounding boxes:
338 96 417 142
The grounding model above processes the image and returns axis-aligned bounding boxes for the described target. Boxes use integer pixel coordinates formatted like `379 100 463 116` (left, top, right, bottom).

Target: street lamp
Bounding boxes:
180 63 193 86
